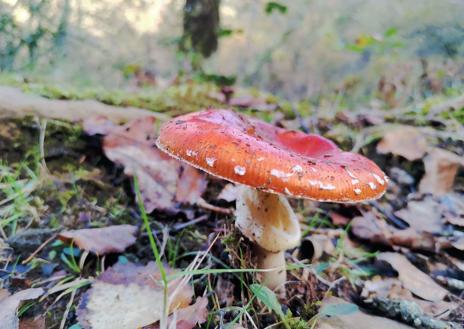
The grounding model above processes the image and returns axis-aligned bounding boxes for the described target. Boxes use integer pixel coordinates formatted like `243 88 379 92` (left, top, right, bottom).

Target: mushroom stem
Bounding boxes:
255 245 286 290
235 186 301 291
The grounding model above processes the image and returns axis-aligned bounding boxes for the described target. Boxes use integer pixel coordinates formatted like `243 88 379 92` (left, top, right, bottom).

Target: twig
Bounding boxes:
22 233 57 264
197 198 233 215
172 215 208 231
365 297 461 329
38 117 50 176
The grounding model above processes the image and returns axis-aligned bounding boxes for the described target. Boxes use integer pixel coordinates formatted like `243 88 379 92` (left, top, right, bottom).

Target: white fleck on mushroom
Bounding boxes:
270 169 293 179
372 173 385 185
308 180 318 186
292 165 303 173
354 188 362 195
384 175 390 182
186 149 198 157
368 182 377 190
234 165 246 176
310 167 317 173
257 157 265 162
206 157 216 167
346 168 357 179
319 182 336 190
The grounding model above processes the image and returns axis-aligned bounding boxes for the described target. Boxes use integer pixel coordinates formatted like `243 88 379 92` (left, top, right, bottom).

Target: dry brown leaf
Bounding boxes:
176 165 208 204
361 277 457 318
329 211 350 226
361 277 411 300
442 193 464 227
350 213 391 246
419 148 464 195
450 237 464 250
77 262 202 329
0 288 44 329
82 115 117 135
317 297 413 329
376 126 428 161
58 225 137 255
83 116 207 211
388 228 448 252
19 316 46 329
350 213 448 252
148 297 208 329
394 197 443 234
377 252 448 301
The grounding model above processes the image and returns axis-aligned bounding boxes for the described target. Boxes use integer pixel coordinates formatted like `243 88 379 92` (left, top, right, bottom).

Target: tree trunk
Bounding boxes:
182 0 220 58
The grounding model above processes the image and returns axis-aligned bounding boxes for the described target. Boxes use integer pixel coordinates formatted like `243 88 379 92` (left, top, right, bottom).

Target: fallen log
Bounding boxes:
0 86 169 123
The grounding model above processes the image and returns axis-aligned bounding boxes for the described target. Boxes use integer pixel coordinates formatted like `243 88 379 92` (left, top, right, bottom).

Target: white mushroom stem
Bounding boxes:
235 185 301 291
255 245 286 290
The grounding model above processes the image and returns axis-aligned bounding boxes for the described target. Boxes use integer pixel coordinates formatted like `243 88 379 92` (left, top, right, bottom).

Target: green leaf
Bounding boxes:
250 284 284 317
384 27 398 38
265 2 288 14
319 303 359 317
314 262 330 273
218 28 243 38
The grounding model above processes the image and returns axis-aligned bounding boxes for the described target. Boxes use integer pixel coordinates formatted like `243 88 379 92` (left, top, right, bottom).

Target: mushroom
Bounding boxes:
156 109 388 290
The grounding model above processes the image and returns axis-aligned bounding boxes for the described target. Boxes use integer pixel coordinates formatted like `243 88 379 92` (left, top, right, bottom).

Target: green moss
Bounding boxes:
280 311 311 329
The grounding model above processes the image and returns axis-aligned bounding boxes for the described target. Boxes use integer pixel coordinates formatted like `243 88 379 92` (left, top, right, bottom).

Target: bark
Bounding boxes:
182 0 220 58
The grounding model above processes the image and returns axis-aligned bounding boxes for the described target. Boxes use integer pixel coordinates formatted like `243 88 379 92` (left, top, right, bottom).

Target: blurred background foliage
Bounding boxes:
1 0 463 107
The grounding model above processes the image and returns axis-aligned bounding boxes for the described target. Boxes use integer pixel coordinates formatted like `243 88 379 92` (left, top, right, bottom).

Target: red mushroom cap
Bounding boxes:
156 109 388 202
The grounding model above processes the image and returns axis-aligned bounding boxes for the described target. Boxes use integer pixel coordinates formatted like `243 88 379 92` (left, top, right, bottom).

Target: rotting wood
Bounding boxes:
0 86 169 123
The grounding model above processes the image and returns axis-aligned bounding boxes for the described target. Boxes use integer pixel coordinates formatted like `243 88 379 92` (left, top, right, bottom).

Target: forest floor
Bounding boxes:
0 75 464 329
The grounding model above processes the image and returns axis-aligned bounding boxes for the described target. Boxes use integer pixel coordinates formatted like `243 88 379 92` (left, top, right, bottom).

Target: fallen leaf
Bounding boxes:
329 211 350 226
350 213 391 247
377 252 448 301
58 225 137 255
350 213 448 252
442 193 464 227
0 288 44 329
419 148 464 195
361 277 411 300
394 197 443 234
450 237 464 250
83 116 207 211
77 262 202 329
82 115 116 135
389 167 415 185
166 297 208 329
361 277 457 318
19 316 46 329
317 297 412 329
376 126 428 161
388 228 448 252
176 165 207 204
